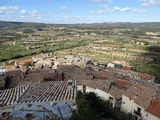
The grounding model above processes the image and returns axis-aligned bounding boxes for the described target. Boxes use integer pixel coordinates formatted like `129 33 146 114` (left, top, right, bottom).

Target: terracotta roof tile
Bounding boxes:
17 81 76 103
121 66 131 70
145 99 160 118
82 80 112 93
5 70 21 77
17 58 32 65
108 86 124 99
106 77 129 88
4 65 15 70
114 79 129 88
138 73 154 80
124 83 157 108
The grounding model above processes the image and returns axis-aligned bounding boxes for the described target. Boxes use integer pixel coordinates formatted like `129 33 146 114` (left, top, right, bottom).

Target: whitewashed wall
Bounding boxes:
86 86 96 93
121 95 135 113
143 112 160 120
86 86 119 108
77 85 83 92
95 89 109 100
121 95 145 120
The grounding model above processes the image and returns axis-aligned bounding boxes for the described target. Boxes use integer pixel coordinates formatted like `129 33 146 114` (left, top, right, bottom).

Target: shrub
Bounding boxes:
23 28 34 33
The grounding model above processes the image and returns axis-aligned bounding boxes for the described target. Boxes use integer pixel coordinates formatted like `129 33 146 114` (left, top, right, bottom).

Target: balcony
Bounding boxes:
134 110 141 117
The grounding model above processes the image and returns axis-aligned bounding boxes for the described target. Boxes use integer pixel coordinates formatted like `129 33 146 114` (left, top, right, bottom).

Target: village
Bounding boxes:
0 53 160 120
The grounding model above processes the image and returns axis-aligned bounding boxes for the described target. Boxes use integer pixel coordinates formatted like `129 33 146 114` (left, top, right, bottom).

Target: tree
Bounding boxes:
119 113 134 120
23 28 34 33
85 92 111 119
71 92 112 120
23 62 32 67
71 100 94 120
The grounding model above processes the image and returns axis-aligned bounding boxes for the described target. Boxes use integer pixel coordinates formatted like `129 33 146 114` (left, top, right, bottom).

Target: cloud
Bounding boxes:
47 12 51 14
20 15 29 20
100 4 108 8
90 0 112 3
139 0 160 6
56 15 81 23
75 16 80 20
76 6 85 8
0 6 19 14
90 10 105 14
91 0 102 2
31 10 38 17
20 10 26 14
90 11 94 14
48 0 53 2
113 7 131 12
132 9 148 14
62 15 70 21
97 10 105 14
30 10 51 20
99 4 110 11
61 6 68 10
112 6 147 14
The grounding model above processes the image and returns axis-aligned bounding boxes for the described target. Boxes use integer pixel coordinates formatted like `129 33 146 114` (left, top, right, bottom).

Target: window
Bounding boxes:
137 107 141 113
109 96 113 101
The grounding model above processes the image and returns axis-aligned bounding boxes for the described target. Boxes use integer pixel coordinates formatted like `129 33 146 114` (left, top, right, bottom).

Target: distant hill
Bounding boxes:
0 21 47 29
1 21 160 29
55 22 160 29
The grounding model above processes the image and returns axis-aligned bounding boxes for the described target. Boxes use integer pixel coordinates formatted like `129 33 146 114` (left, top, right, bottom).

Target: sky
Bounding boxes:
0 0 160 24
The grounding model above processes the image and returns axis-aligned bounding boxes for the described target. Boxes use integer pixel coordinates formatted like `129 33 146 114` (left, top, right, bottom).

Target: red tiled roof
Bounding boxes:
121 66 131 70
17 58 32 65
114 79 129 88
124 83 157 108
145 99 160 118
4 65 15 70
138 73 154 80
105 76 129 88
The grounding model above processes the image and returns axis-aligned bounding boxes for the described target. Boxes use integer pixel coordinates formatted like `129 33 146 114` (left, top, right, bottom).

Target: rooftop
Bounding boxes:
10 101 74 120
82 80 112 93
4 65 16 71
124 83 157 108
16 58 32 65
0 84 29 107
108 86 124 100
18 81 76 103
145 99 160 118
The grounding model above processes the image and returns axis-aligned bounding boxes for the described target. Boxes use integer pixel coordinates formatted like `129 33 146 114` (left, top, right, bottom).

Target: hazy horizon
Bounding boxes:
1 20 160 25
